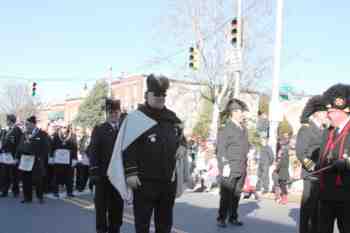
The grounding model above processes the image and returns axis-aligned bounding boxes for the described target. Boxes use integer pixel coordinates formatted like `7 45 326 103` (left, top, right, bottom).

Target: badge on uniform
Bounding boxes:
148 134 157 143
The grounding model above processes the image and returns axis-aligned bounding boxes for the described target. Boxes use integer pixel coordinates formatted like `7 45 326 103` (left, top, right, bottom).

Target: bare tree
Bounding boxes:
157 0 274 140
0 82 39 122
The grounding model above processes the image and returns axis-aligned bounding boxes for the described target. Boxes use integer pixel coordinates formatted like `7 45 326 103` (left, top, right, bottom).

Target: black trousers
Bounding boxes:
53 165 73 194
299 180 319 233
75 164 90 191
256 164 270 192
22 171 43 201
94 177 124 233
1 164 19 195
319 200 350 233
218 175 245 221
133 180 176 233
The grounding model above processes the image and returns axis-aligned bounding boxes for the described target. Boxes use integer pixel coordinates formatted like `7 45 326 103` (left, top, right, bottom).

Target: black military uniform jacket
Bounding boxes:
16 128 50 177
1 125 23 155
217 120 249 178
296 121 323 177
51 133 78 166
123 104 181 182
89 122 119 177
318 122 350 201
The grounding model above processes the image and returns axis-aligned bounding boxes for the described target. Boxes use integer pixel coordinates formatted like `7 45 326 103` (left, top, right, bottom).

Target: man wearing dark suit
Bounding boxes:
296 95 327 233
216 98 249 228
317 84 350 233
89 98 124 233
17 116 50 204
0 114 23 198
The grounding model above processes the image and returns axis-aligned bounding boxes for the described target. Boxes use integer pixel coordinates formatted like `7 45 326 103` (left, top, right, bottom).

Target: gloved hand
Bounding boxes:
126 175 141 189
71 159 78 167
334 159 346 172
303 158 316 172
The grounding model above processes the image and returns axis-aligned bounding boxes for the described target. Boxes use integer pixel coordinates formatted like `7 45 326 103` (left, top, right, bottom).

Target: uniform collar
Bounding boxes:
338 116 350 133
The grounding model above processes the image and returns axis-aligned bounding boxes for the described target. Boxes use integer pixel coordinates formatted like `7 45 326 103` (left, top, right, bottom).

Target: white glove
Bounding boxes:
72 159 78 167
126 175 141 189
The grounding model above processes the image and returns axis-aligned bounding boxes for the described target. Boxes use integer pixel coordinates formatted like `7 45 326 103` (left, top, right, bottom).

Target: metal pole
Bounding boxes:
108 66 112 98
233 0 242 98
269 0 284 154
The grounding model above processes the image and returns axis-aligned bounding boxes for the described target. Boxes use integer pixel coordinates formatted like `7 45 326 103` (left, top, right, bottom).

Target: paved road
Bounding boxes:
0 191 339 233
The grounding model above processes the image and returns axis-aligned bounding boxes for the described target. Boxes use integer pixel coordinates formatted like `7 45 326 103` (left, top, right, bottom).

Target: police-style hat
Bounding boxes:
146 74 169 96
226 98 249 112
6 114 16 124
322 83 350 113
105 98 121 113
300 95 327 123
26 116 37 124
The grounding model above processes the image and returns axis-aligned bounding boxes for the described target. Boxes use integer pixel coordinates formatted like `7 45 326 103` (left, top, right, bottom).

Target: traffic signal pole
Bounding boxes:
233 0 242 98
269 0 284 154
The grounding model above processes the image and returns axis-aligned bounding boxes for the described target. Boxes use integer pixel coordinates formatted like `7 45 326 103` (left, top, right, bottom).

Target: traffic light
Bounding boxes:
231 18 239 45
32 82 37 96
189 46 200 70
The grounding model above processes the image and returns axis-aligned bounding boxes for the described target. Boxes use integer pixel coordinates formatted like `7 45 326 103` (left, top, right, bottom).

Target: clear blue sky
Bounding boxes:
0 0 349 102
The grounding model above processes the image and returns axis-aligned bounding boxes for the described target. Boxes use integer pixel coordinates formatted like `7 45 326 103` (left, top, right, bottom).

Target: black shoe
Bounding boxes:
0 193 8 198
21 199 32 204
228 219 243 226
216 219 227 228
67 193 75 198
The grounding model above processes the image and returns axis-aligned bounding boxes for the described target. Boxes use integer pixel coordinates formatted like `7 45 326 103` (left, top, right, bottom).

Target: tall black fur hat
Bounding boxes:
146 74 170 94
105 98 121 113
322 83 350 113
300 95 327 123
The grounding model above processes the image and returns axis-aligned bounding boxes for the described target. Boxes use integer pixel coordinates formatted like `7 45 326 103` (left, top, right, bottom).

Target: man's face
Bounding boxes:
107 109 121 124
231 109 244 123
24 121 35 133
147 91 166 109
327 108 348 127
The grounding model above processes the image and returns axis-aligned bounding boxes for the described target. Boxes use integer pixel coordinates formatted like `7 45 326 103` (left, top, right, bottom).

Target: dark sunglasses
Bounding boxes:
153 91 166 97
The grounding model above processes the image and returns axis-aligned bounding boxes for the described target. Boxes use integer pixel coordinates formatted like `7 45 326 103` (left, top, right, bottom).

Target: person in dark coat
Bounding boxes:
17 116 50 204
89 98 124 233
296 95 328 233
75 127 92 192
51 123 77 198
122 74 182 233
256 137 274 194
317 84 350 233
275 134 290 205
0 114 23 198
216 98 249 228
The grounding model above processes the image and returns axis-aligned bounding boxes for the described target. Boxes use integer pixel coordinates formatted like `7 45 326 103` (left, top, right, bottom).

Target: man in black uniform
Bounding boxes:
317 84 350 233
89 98 124 233
121 74 182 233
0 114 23 198
296 95 327 233
17 116 50 203
216 98 249 227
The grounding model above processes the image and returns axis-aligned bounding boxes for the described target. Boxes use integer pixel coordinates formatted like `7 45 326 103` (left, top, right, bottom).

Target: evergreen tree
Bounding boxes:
74 80 108 129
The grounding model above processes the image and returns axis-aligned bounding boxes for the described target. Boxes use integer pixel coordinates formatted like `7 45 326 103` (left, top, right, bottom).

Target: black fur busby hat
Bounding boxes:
226 98 249 112
322 83 350 113
300 95 327 123
6 114 16 124
105 98 121 113
26 116 37 124
146 74 170 95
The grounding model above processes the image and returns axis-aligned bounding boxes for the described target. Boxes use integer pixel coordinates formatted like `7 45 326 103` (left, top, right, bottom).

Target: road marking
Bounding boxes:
60 196 188 233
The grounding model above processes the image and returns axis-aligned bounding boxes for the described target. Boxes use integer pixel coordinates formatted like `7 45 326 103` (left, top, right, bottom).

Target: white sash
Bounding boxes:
19 155 35 171
3 153 15 165
54 149 71 165
223 164 231 177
